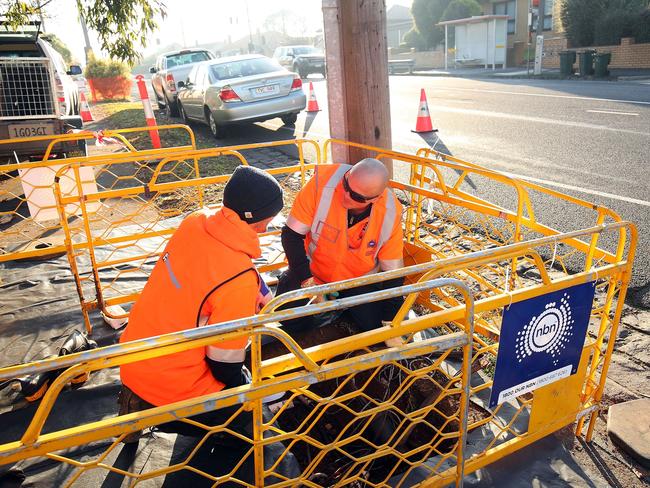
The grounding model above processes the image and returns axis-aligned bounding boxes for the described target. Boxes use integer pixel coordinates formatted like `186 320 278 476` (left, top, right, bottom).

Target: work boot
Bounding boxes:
58 330 98 386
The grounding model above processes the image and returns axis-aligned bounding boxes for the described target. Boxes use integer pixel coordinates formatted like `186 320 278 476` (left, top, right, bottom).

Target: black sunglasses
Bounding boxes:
343 173 380 203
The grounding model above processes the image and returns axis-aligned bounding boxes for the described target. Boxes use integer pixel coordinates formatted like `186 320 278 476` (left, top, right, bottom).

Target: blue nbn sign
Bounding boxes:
489 282 596 409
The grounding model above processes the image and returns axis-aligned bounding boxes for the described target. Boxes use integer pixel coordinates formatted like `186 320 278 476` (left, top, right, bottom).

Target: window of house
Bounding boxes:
493 0 516 35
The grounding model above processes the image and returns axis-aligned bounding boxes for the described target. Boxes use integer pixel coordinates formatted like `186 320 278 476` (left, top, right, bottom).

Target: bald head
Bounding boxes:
348 158 389 198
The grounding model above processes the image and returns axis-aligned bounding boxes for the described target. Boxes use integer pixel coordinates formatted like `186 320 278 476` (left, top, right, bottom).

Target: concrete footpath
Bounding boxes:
408 66 650 82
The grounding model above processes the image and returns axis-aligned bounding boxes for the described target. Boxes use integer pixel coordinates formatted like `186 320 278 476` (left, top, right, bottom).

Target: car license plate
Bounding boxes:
253 84 279 97
8 123 55 139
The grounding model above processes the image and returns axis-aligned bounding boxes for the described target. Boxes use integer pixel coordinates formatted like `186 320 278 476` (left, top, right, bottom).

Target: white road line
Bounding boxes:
434 86 650 106
433 106 649 136
501 172 650 207
395 138 650 208
587 109 639 116
263 121 650 208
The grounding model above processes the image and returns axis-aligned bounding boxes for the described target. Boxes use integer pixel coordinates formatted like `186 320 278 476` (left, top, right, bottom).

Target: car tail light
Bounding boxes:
54 73 67 114
219 86 241 102
166 73 176 92
290 77 302 91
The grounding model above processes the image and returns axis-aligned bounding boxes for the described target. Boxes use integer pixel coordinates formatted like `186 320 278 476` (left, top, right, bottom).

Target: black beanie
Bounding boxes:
223 165 283 223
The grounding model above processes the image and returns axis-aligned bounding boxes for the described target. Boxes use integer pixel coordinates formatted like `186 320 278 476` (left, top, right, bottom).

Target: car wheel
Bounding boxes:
165 95 179 117
153 87 164 109
207 111 224 138
178 102 189 125
299 68 308 79
281 113 298 125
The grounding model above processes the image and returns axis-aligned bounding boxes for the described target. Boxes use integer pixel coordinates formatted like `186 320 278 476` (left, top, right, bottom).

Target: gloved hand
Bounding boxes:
301 276 326 304
256 278 274 313
301 277 339 303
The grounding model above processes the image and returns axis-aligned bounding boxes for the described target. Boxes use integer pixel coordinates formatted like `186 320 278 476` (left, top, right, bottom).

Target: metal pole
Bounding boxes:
79 13 93 63
536 0 545 38
445 25 448 70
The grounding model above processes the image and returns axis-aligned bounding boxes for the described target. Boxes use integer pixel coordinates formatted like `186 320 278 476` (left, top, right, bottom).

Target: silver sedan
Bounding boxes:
176 54 306 138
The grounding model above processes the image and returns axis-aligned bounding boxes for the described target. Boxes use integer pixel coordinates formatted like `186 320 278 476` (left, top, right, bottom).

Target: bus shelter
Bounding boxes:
438 15 509 70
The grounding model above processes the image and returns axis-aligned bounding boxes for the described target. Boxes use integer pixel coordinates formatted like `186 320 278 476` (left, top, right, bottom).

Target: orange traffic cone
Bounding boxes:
306 82 321 112
80 91 94 123
412 88 436 133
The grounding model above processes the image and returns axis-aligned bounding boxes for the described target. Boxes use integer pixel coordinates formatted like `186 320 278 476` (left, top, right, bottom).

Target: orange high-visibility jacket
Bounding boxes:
120 207 260 406
287 164 403 284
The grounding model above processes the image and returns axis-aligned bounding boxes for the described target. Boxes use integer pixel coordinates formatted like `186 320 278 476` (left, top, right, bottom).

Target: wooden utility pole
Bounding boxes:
322 0 392 174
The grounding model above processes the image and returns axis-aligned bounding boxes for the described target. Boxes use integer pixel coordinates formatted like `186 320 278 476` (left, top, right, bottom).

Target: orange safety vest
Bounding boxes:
299 164 402 283
120 207 260 406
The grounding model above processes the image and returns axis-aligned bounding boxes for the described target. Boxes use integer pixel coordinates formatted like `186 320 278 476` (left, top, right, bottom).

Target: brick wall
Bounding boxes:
542 37 650 69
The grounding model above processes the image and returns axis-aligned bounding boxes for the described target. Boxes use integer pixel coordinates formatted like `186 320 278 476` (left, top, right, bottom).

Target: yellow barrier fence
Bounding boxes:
0 139 637 486
0 125 196 263
53 139 321 331
0 276 475 486
0 219 635 486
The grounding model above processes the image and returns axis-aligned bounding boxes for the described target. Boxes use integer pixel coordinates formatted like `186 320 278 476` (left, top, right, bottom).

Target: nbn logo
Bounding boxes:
515 293 575 363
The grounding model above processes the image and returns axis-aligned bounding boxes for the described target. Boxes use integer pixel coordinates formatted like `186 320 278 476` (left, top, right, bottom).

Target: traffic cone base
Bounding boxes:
306 82 321 112
412 88 436 133
79 91 94 123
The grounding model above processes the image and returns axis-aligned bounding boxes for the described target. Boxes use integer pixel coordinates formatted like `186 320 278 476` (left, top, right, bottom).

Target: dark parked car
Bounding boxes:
273 45 326 79
176 54 306 138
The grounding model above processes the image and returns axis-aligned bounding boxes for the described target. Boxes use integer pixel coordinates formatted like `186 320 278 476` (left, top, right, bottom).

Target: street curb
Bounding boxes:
616 75 650 81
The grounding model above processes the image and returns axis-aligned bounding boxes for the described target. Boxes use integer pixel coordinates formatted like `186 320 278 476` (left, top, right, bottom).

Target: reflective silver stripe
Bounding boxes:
308 164 351 254
206 346 246 363
286 215 310 235
375 191 398 258
379 258 404 271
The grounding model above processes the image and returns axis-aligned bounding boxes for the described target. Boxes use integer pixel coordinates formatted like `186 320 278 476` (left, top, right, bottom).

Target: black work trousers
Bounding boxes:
275 269 405 337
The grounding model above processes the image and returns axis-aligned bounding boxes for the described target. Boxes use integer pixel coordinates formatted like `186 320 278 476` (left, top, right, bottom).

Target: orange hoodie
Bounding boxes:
120 207 260 406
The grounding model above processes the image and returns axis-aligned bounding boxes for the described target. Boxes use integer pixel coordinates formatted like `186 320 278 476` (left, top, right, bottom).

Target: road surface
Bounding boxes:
256 75 650 305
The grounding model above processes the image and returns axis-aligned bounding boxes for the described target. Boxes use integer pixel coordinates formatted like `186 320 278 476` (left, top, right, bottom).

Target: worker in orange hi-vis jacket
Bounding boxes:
278 158 406 347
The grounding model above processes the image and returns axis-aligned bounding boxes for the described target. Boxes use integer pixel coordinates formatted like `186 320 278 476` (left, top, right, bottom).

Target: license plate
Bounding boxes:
253 84 279 97
8 123 55 139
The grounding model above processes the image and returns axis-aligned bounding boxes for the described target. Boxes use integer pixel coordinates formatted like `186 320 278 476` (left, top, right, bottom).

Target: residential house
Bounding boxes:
477 0 565 66
387 4 414 48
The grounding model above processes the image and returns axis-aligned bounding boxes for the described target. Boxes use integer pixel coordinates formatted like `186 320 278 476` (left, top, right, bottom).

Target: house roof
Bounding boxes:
437 15 509 26
387 5 412 22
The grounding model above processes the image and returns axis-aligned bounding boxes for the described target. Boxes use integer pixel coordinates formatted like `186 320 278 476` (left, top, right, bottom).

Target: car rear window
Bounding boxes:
0 43 42 57
209 58 282 80
165 51 211 68
293 47 321 55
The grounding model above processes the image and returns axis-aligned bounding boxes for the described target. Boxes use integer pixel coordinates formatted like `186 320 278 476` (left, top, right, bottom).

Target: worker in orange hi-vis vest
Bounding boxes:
279 158 406 347
118 165 300 481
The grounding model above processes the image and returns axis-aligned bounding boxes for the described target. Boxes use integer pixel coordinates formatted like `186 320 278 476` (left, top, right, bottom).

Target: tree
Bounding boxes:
1 0 166 64
402 27 426 50
440 0 482 23
43 33 72 63
410 0 451 49
561 0 647 47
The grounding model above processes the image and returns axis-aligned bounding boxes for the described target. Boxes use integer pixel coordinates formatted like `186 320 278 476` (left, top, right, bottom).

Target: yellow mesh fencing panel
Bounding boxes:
0 126 196 263
0 138 637 486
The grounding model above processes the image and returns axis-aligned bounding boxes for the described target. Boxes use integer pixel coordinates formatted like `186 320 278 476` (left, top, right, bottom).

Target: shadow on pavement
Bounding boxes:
414 132 477 190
